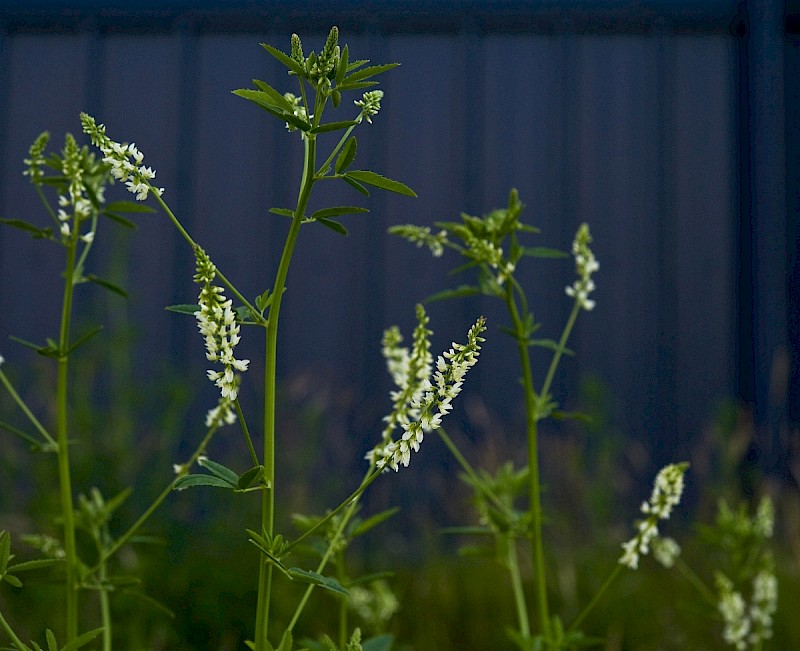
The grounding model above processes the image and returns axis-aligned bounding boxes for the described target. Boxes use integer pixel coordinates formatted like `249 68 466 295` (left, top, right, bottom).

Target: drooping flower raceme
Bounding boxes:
193 246 249 414
565 223 599 310
387 224 448 258
355 90 384 124
366 306 486 472
619 462 688 569
81 113 164 202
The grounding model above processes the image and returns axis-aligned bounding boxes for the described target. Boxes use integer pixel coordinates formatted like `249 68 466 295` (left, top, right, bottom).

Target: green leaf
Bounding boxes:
335 136 357 174
523 246 568 259
252 79 295 112
0 218 53 240
424 285 481 303
276 630 293 651
103 201 156 214
236 465 266 491
0 531 10 572
120 589 176 619
172 475 236 491
344 171 416 197
310 120 358 134
65 325 104 355
268 207 297 219
232 89 310 131
2 574 22 588
197 457 239 485
335 80 379 93
45 629 57 651
528 339 574 356
342 175 370 196
100 212 138 230
331 90 341 108
165 304 200 315
61 628 104 651
0 421 48 450
342 63 399 84
9 335 59 358
363 635 394 651
260 42 306 77
7 558 60 573
311 206 368 220
350 507 400 538
286 567 349 596
316 218 348 236
336 44 349 84
84 274 128 297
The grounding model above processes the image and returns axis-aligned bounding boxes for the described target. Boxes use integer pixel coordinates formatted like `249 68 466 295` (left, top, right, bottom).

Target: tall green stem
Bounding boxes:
57 243 79 642
505 536 531 639
0 609 27 651
254 135 317 651
505 284 551 643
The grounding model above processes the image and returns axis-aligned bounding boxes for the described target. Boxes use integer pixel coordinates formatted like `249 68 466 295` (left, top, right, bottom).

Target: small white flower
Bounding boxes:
0 354 5 366
565 223 599 311
619 462 688 569
60 222 71 237
652 536 681 568
367 308 486 472
81 231 95 243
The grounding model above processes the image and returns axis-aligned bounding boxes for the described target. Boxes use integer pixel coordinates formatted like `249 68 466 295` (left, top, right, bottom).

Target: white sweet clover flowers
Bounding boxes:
366 305 486 472
80 113 164 202
717 570 778 650
618 462 688 570
0 354 4 366
387 224 448 257
715 497 777 649
193 246 249 422
565 223 599 310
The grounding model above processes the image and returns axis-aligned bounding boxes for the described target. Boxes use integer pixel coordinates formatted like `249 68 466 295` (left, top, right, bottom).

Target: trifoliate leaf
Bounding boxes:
0 218 53 240
335 136 357 174
268 207 297 219
251 79 295 113
342 63 399 84
342 175 370 196
103 201 156 214
260 42 306 77
311 206 368 220
172 475 236 491
310 120 358 134
197 457 239 485
316 218 348 236
61 628 105 651
236 465 266 491
286 567 349 595
344 171 416 197
84 274 128 297
350 507 400 538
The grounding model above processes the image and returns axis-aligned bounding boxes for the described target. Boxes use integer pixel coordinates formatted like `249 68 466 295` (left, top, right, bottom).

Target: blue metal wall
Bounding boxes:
0 1 796 479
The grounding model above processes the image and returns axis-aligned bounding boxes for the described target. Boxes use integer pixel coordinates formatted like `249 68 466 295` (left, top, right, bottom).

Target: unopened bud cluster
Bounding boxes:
193 246 249 406
387 224 448 257
81 113 164 202
565 223 599 310
367 307 486 472
619 462 688 569
355 90 384 124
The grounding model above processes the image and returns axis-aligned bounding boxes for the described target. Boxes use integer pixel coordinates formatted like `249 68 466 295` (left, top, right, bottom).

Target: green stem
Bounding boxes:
0 610 28 651
505 536 531 640
98 560 111 651
315 123 357 178
675 558 718 607
538 301 581 404
150 192 263 324
285 490 362 635
57 241 79 642
436 427 509 517
254 134 317 651
234 399 260 467
0 369 57 449
569 563 623 633
89 419 221 574
285 467 380 554
505 284 550 642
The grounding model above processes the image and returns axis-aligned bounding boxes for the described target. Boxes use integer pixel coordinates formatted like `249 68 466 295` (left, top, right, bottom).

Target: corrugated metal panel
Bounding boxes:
0 2 792 477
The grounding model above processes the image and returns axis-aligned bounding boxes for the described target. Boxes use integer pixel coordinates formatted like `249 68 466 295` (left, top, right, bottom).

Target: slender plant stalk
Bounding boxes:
505 284 551 642
569 563 623 632
0 370 57 449
506 536 531 639
89 419 222 574
56 241 79 642
254 134 317 651
675 557 718 607
98 561 111 651
0 610 27 651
